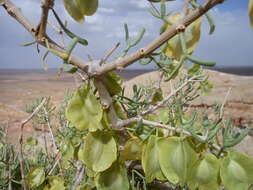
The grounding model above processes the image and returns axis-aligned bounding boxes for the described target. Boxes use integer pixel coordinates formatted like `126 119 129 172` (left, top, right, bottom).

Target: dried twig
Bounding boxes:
18 98 47 190
42 123 50 158
219 87 232 119
43 106 58 152
47 149 62 176
71 161 85 190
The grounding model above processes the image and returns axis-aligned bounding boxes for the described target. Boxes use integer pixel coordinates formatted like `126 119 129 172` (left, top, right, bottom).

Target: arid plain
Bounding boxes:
0 68 253 156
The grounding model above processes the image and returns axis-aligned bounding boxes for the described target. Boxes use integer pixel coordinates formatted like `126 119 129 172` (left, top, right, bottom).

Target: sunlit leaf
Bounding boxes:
76 0 99 16
163 11 202 61
27 167 45 188
80 130 117 172
220 151 253 190
121 137 143 160
63 0 84 23
95 162 129 190
26 137 38 146
0 142 3 150
103 72 122 96
60 141 75 169
249 0 253 28
76 183 95 190
158 137 197 185
66 84 103 132
188 153 220 190
151 88 163 104
200 79 213 95
158 109 170 124
113 103 127 120
43 176 65 190
142 135 166 182
188 64 202 76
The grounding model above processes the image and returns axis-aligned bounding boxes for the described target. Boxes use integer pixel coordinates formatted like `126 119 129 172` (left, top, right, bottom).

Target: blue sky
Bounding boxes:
0 0 252 69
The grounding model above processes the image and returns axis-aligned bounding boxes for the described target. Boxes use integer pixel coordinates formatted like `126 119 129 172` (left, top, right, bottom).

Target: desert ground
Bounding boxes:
0 68 253 156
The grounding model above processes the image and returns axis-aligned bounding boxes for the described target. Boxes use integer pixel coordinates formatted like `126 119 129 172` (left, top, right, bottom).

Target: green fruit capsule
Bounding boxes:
76 0 99 16
64 0 84 23
228 160 248 183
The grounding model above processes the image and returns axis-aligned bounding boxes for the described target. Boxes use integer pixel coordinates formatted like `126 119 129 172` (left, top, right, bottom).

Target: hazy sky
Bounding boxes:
0 0 252 69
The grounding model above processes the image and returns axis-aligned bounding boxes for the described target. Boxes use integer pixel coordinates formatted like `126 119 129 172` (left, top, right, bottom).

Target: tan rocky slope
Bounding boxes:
0 69 252 156
124 70 253 128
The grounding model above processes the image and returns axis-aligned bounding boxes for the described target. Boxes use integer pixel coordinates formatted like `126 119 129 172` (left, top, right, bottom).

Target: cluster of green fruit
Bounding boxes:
63 0 98 23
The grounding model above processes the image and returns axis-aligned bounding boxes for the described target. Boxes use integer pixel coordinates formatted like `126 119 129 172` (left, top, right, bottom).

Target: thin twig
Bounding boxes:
43 107 58 152
18 98 47 190
48 149 61 176
100 42 120 65
42 123 50 158
219 87 232 119
116 117 221 151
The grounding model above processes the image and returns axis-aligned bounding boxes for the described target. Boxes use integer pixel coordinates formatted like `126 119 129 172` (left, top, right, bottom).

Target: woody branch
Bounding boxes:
1 0 224 76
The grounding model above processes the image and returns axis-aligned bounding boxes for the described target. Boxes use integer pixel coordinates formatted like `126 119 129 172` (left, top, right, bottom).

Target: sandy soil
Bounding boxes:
0 69 252 156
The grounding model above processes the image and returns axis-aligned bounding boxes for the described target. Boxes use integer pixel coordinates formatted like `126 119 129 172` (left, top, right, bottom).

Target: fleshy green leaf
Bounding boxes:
113 103 127 120
26 137 38 146
188 64 202 76
142 135 166 182
103 72 122 96
27 167 45 188
249 0 253 29
151 88 163 104
95 162 129 190
188 153 220 190
158 137 197 185
220 151 253 190
76 0 99 16
60 141 75 169
66 84 103 132
43 176 65 190
80 130 117 172
63 0 84 23
163 11 202 61
158 109 170 124
121 137 143 161
200 79 213 95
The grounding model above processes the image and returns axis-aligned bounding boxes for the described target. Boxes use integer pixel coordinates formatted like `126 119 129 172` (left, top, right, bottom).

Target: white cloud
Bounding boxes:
129 0 149 9
98 7 115 14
